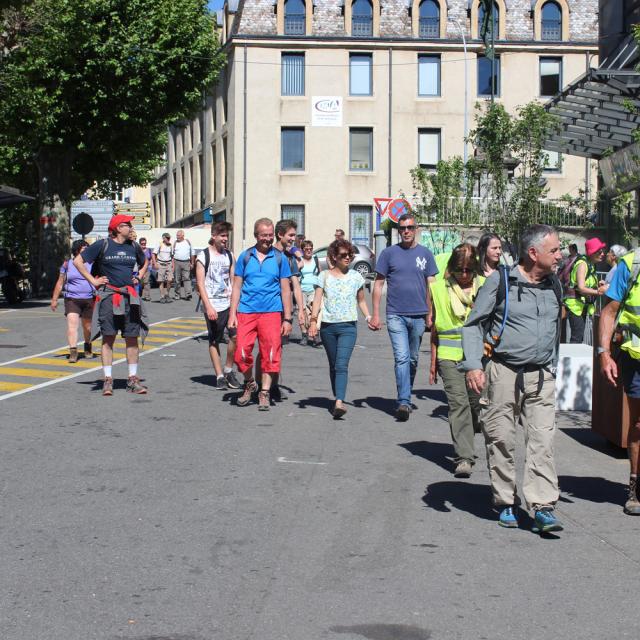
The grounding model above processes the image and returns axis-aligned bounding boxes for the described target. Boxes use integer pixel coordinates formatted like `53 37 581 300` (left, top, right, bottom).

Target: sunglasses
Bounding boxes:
336 252 352 259
453 268 474 275
399 225 416 231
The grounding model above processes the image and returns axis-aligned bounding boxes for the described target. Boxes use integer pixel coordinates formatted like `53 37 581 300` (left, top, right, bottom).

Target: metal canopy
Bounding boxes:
544 69 640 160
0 185 35 208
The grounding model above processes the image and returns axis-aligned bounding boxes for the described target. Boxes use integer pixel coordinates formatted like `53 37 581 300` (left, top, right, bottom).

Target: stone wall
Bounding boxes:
234 1 598 41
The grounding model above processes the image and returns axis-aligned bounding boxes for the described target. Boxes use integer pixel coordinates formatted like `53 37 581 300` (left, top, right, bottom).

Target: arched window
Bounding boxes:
478 1 499 40
352 0 373 38
284 0 306 36
541 1 562 41
419 0 440 39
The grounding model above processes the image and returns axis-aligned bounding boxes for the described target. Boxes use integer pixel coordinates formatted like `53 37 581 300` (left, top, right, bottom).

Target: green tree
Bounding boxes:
0 0 224 292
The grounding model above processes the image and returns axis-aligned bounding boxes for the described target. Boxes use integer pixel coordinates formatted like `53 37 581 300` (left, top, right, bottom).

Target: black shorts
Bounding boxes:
621 351 640 399
98 295 141 338
204 307 236 345
64 297 94 320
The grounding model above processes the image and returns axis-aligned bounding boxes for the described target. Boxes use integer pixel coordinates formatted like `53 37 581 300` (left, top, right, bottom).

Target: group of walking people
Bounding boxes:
48 209 640 532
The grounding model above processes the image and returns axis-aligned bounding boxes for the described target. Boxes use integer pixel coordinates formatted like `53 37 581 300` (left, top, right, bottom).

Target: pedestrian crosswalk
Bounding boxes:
0 317 207 399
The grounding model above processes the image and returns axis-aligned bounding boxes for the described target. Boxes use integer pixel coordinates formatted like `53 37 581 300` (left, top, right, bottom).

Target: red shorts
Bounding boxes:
234 312 282 374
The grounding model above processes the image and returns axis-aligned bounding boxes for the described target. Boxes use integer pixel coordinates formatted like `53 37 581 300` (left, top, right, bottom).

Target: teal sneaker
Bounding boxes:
532 508 563 534
498 506 518 528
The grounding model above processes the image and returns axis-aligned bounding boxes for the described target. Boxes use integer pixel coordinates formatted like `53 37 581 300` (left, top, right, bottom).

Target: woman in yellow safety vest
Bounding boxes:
429 244 485 478
565 237 607 344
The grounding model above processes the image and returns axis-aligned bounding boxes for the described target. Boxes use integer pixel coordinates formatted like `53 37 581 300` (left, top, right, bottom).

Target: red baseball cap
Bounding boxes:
108 214 135 233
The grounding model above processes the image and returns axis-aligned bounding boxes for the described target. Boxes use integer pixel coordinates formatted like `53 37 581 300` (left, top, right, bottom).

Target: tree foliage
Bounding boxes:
0 0 224 291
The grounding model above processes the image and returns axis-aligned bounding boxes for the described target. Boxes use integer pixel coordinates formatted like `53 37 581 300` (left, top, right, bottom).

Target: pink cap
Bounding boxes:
585 237 606 256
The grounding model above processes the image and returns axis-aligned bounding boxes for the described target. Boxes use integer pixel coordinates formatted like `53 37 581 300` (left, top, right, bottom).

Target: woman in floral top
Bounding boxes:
308 239 376 418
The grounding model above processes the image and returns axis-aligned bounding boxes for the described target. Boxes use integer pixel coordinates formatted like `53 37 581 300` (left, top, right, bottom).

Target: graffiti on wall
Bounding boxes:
418 228 481 255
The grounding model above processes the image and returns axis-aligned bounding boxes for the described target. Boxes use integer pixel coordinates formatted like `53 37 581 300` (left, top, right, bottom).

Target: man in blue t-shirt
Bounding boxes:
370 213 438 421
229 217 292 410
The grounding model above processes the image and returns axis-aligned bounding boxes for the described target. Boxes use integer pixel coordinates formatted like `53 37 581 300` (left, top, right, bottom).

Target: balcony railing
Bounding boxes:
419 17 440 38
284 14 306 35
352 15 373 37
541 20 562 41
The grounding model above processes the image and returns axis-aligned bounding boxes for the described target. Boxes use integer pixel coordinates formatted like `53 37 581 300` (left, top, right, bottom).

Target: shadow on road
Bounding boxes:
295 396 334 414
559 474 627 506
413 388 448 403
559 426 627 460
351 395 397 416
421 481 495 520
398 440 455 474
190 374 216 387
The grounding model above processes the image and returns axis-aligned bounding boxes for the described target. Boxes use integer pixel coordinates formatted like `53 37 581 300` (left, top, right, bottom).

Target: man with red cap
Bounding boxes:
564 237 607 344
74 214 149 396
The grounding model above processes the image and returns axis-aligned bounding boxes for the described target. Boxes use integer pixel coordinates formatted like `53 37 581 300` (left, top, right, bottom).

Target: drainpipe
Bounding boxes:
242 44 248 247
388 47 392 200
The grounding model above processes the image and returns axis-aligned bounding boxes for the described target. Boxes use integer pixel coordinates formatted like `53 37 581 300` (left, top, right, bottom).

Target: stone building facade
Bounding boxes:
150 0 598 253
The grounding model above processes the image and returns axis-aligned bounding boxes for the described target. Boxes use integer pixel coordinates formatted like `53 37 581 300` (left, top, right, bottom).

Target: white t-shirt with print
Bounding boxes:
197 248 233 312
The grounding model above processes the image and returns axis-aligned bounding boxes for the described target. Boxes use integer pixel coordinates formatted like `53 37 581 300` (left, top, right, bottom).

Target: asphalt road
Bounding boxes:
0 295 638 640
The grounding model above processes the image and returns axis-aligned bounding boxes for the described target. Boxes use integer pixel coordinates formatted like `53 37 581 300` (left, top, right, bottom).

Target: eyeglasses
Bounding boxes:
453 268 474 275
336 252 352 259
399 225 416 231
119 222 132 228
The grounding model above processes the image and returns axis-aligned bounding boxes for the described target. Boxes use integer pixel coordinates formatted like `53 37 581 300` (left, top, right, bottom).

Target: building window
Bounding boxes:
540 57 562 97
352 0 373 37
281 204 305 234
541 1 562 41
542 149 562 173
349 128 373 171
281 127 305 171
284 0 306 35
349 205 373 247
477 55 500 97
419 0 440 38
349 53 373 96
418 128 441 168
478 1 499 40
418 54 440 96
282 53 305 96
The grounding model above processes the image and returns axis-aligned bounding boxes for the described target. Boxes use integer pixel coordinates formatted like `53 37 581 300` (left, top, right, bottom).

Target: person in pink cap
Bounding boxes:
74 214 149 396
564 237 607 344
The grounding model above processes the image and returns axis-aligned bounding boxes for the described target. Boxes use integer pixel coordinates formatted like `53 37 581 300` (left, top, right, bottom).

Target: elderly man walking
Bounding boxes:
461 224 564 534
173 229 194 300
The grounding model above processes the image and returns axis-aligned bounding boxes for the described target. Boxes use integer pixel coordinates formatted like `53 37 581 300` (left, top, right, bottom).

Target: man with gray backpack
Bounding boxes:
598 247 640 516
461 225 564 534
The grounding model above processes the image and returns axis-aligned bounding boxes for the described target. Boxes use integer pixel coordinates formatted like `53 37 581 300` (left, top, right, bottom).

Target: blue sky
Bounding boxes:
208 0 225 10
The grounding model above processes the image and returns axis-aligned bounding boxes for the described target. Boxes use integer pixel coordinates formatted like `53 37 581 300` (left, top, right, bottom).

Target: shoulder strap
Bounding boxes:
313 255 320 275
615 248 640 325
225 249 233 267
204 247 210 274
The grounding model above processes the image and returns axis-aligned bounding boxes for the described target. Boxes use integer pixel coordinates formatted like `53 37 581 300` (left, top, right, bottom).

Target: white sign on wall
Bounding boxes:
311 96 343 127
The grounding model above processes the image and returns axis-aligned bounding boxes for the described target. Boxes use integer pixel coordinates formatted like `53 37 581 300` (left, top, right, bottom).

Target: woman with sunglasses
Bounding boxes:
429 244 485 477
565 237 607 344
308 239 374 418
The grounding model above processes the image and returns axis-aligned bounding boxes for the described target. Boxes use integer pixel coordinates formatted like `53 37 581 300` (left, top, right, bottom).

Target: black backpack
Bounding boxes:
202 246 234 273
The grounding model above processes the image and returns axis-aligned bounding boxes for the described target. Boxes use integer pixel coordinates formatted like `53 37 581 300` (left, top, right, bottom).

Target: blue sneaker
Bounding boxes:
532 508 563 534
498 506 518 528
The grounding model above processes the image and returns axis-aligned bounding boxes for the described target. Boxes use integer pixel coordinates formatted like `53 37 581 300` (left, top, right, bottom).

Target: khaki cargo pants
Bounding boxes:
483 360 559 510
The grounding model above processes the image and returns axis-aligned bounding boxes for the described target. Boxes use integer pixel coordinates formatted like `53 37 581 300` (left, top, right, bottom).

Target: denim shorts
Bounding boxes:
621 351 640 399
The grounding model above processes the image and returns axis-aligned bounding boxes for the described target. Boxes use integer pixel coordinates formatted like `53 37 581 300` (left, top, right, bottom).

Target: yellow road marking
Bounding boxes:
0 367 70 379
148 329 195 336
22 357 102 369
0 381 31 391
142 336 176 343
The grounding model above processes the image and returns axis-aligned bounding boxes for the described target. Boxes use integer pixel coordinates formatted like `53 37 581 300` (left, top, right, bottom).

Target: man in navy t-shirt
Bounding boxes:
370 212 438 421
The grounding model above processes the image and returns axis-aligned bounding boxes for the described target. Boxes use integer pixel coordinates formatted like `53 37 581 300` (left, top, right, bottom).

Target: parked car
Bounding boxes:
313 243 376 276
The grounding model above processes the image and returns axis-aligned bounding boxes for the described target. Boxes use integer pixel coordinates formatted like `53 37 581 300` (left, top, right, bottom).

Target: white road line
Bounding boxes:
277 457 328 465
0 324 206 402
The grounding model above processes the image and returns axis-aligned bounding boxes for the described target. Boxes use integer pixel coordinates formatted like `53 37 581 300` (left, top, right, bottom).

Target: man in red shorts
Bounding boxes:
228 218 292 410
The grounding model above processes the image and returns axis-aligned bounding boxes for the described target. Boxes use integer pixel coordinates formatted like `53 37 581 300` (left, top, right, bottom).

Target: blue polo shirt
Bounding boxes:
235 246 292 313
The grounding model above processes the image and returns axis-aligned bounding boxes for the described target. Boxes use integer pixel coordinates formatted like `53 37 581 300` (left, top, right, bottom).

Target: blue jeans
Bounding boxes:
320 321 358 401
386 314 426 406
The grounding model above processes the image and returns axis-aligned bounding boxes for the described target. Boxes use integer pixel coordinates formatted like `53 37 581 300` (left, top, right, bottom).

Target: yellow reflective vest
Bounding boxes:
430 276 485 362
616 252 640 360
565 256 597 317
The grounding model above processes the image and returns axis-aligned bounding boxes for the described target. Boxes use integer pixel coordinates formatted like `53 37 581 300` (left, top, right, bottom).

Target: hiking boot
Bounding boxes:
165 297 173 303
237 379 257 407
498 506 518 528
624 477 640 515
300 333 308 346
83 342 94 358
225 371 241 389
271 385 288 402
258 389 271 411
126 375 148 394
215 375 228 390
68 347 79 363
395 404 411 422
102 377 113 396
174 294 180 300
454 460 473 478
532 508 563 534
159 297 166 304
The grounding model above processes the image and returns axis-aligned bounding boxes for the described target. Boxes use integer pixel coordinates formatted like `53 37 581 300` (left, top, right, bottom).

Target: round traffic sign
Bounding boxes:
388 198 412 223
72 212 94 236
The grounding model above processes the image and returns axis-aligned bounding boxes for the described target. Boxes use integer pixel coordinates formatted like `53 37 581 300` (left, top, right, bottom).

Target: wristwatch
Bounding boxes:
596 346 611 355
283 318 293 324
